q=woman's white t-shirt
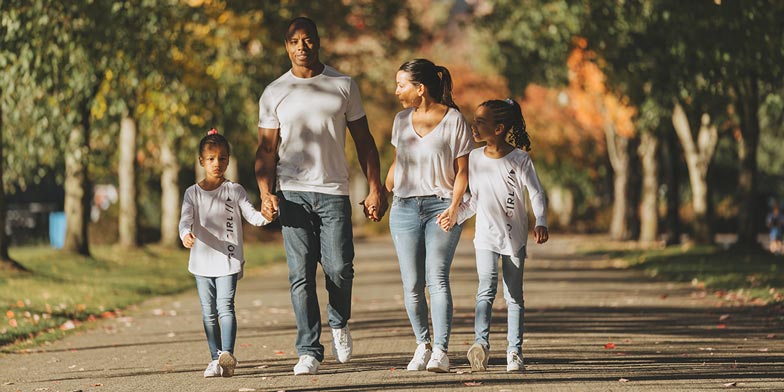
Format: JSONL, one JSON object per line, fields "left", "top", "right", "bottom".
{"left": 458, "top": 147, "right": 547, "bottom": 256}
{"left": 178, "top": 181, "right": 269, "bottom": 278}
{"left": 391, "top": 107, "right": 474, "bottom": 199}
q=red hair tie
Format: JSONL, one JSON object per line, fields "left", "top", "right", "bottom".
{"left": 208, "top": 128, "right": 218, "bottom": 135}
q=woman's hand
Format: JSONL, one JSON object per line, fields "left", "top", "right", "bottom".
{"left": 436, "top": 206, "right": 458, "bottom": 232}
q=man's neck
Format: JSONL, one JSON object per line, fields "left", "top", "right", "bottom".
{"left": 291, "top": 62, "right": 325, "bottom": 78}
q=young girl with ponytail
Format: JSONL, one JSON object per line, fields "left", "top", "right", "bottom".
{"left": 438, "top": 99, "right": 549, "bottom": 372}
{"left": 385, "top": 59, "right": 474, "bottom": 373}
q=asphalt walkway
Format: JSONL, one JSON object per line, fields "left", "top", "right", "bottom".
{"left": 1, "top": 234, "right": 782, "bottom": 391}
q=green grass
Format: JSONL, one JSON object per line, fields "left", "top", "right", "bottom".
{"left": 583, "top": 243, "right": 783, "bottom": 303}
{"left": 0, "top": 242, "right": 285, "bottom": 350}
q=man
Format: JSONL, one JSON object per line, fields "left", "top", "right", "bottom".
{"left": 255, "top": 17, "right": 387, "bottom": 375}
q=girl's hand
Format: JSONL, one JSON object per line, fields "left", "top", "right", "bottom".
{"left": 436, "top": 206, "right": 458, "bottom": 232}
{"left": 533, "top": 226, "right": 549, "bottom": 244}
{"left": 182, "top": 232, "right": 196, "bottom": 248}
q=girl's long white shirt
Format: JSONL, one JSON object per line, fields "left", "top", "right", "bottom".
{"left": 458, "top": 147, "right": 547, "bottom": 256}
{"left": 178, "top": 181, "right": 269, "bottom": 278}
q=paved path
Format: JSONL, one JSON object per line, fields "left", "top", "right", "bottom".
{"left": 1, "top": 235, "right": 782, "bottom": 391}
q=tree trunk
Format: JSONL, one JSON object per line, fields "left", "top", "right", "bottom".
{"left": 672, "top": 102, "right": 717, "bottom": 245}
{"left": 734, "top": 78, "right": 762, "bottom": 250}
{"left": 159, "top": 133, "right": 181, "bottom": 247}
{"left": 118, "top": 111, "right": 138, "bottom": 248}
{"left": 638, "top": 131, "right": 659, "bottom": 243}
{"left": 605, "top": 121, "right": 629, "bottom": 241}
{"left": 626, "top": 137, "right": 641, "bottom": 240}
{"left": 0, "top": 86, "right": 27, "bottom": 271}
{"left": 662, "top": 127, "right": 681, "bottom": 245}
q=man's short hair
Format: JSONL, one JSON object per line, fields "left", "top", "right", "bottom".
{"left": 285, "top": 17, "right": 319, "bottom": 43}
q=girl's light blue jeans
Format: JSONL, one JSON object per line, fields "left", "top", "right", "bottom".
{"left": 474, "top": 247, "right": 526, "bottom": 354}
{"left": 389, "top": 195, "right": 462, "bottom": 352}
{"left": 194, "top": 273, "right": 238, "bottom": 360}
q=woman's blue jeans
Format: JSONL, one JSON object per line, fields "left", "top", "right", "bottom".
{"left": 473, "top": 247, "right": 526, "bottom": 354}
{"left": 278, "top": 191, "right": 354, "bottom": 362}
{"left": 194, "top": 273, "right": 238, "bottom": 360}
{"left": 389, "top": 195, "right": 462, "bottom": 352}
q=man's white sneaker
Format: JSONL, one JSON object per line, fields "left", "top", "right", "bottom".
{"left": 506, "top": 351, "right": 524, "bottom": 372}
{"left": 203, "top": 359, "right": 221, "bottom": 378}
{"left": 331, "top": 325, "right": 353, "bottom": 363}
{"left": 426, "top": 348, "right": 450, "bottom": 373}
{"left": 293, "top": 354, "right": 320, "bottom": 375}
{"left": 406, "top": 343, "right": 432, "bottom": 371}
{"left": 467, "top": 343, "right": 488, "bottom": 372}
{"left": 218, "top": 350, "right": 237, "bottom": 377}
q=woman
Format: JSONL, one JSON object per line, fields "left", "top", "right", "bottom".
{"left": 386, "top": 58, "right": 473, "bottom": 373}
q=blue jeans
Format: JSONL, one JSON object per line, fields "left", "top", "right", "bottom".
{"left": 194, "top": 273, "right": 239, "bottom": 360}
{"left": 389, "top": 195, "right": 462, "bottom": 352}
{"left": 278, "top": 191, "right": 354, "bottom": 362}
{"left": 474, "top": 247, "right": 526, "bottom": 354}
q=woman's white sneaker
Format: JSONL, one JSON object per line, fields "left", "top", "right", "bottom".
{"left": 426, "top": 348, "right": 450, "bottom": 373}
{"left": 406, "top": 343, "right": 432, "bottom": 371}
{"left": 506, "top": 351, "right": 524, "bottom": 372}
{"left": 467, "top": 343, "right": 488, "bottom": 372}
{"left": 293, "top": 354, "right": 320, "bottom": 375}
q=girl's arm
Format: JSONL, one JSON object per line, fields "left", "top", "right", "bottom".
{"left": 178, "top": 189, "right": 196, "bottom": 247}
{"left": 238, "top": 186, "right": 270, "bottom": 227}
{"left": 521, "top": 156, "right": 548, "bottom": 243}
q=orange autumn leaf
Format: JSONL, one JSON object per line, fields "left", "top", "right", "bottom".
{"left": 604, "top": 342, "right": 616, "bottom": 349}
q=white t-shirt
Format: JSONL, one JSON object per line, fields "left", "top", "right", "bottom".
{"left": 258, "top": 65, "right": 366, "bottom": 195}
{"left": 178, "top": 181, "right": 269, "bottom": 278}
{"left": 391, "top": 107, "right": 474, "bottom": 199}
{"left": 458, "top": 147, "right": 547, "bottom": 256}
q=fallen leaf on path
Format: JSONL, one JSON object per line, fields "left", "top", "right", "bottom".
{"left": 716, "top": 324, "right": 727, "bottom": 329}
{"left": 766, "top": 334, "right": 776, "bottom": 339}
{"left": 456, "top": 370, "right": 467, "bottom": 374}
{"left": 604, "top": 343, "right": 616, "bottom": 349}
{"left": 618, "top": 378, "right": 629, "bottom": 382}
{"left": 719, "top": 314, "right": 730, "bottom": 321}
{"left": 255, "top": 365, "right": 268, "bottom": 369}
{"left": 463, "top": 381, "right": 482, "bottom": 386}
{"left": 389, "top": 367, "right": 396, "bottom": 371}
{"left": 91, "top": 384, "right": 103, "bottom": 387}
{"left": 758, "top": 348, "right": 769, "bottom": 352}
{"left": 274, "top": 350, "right": 285, "bottom": 355}
{"left": 723, "top": 382, "right": 736, "bottom": 387}
{"left": 659, "top": 294, "right": 668, "bottom": 299}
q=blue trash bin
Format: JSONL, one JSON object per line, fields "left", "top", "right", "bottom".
{"left": 49, "top": 212, "right": 66, "bottom": 249}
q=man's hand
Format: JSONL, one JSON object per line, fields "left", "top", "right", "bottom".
{"left": 261, "top": 193, "right": 280, "bottom": 221}
{"left": 533, "top": 226, "right": 549, "bottom": 244}
{"left": 360, "top": 188, "right": 388, "bottom": 222}
{"left": 182, "top": 232, "right": 196, "bottom": 248}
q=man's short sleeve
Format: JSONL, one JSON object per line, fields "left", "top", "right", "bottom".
{"left": 258, "top": 88, "right": 280, "bottom": 129}
{"left": 345, "top": 78, "right": 366, "bottom": 122}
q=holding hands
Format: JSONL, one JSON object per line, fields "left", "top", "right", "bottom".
{"left": 360, "top": 188, "right": 389, "bottom": 222}
{"left": 261, "top": 193, "right": 280, "bottom": 221}
{"left": 436, "top": 206, "right": 458, "bottom": 232}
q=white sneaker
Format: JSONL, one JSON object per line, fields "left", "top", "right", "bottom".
{"left": 293, "top": 354, "right": 320, "bottom": 375}
{"left": 331, "top": 325, "right": 353, "bottom": 363}
{"left": 426, "top": 348, "right": 450, "bottom": 373}
{"left": 406, "top": 343, "right": 432, "bottom": 371}
{"left": 203, "top": 359, "right": 221, "bottom": 378}
{"left": 467, "top": 343, "right": 488, "bottom": 372}
{"left": 506, "top": 351, "right": 524, "bottom": 372}
{"left": 218, "top": 350, "right": 237, "bottom": 377}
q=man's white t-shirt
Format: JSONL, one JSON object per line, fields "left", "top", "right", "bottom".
{"left": 258, "top": 65, "right": 366, "bottom": 195}
{"left": 178, "top": 181, "right": 269, "bottom": 278}
{"left": 458, "top": 147, "right": 547, "bottom": 256}
{"left": 391, "top": 107, "right": 474, "bottom": 199}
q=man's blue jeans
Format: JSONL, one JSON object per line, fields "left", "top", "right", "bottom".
{"left": 194, "top": 273, "right": 239, "bottom": 360}
{"left": 389, "top": 195, "right": 462, "bottom": 352}
{"left": 473, "top": 247, "right": 526, "bottom": 355}
{"left": 279, "top": 191, "right": 354, "bottom": 362}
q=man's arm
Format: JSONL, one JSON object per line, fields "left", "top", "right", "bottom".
{"left": 255, "top": 126, "right": 280, "bottom": 221}
{"left": 347, "top": 115, "right": 387, "bottom": 221}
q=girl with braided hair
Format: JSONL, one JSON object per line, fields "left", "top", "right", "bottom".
{"left": 438, "top": 99, "right": 548, "bottom": 372}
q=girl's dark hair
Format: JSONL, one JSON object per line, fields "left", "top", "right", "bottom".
{"left": 399, "top": 59, "right": 459, "bottom": 111}
{"left": 479, "top": 99, "right": 531, "bottom": 151}
{"left": 199, "top": 129, "right": 230, "bottom": 156}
